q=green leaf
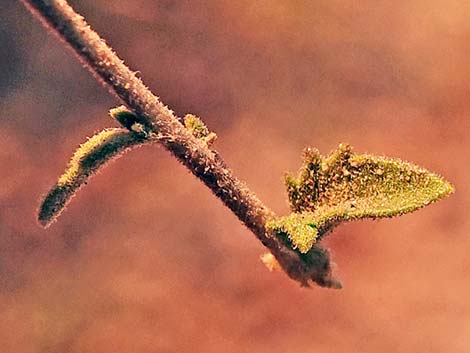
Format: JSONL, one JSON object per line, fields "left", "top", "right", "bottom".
{"left": 38, "top": 128, "right": 148, "bottom": 227}
{"left": 268, "top": 144, "right": 454, "bottom": 253}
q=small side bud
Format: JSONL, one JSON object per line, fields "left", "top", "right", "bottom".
{"left": 184, "top": 114, "right": 217, "bottom": 146}
{"left": 110, "top": 105, "right": 151, "bottom": 134}
{"left": 109, "top": 106, "right": 138, "bottom": 130}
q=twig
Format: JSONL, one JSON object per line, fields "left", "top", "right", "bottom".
{"left": 20, "top": 0, "right": 339, "bottom": 288}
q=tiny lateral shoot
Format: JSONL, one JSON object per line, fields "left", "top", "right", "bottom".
{"left": 24, "top": 0, "right": 454, "bottom": 288}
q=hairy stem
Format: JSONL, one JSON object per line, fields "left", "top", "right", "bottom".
{"left": 21, "top": 0, "right": 338, "bottom": 287}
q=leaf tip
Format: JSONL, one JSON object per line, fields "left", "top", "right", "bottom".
{"left": 38, "top": 184, "right": 71, "bottom": 228}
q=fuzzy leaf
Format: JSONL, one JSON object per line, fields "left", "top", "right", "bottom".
{"left": 269, "top": 144, "right": 454, "bottom": 253}
{"left": 38, "top": 128, "right": 148, "bottom": 227}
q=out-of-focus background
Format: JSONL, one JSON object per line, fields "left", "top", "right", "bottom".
{"left": 1, "top": 1, "right": 468, "bottom": 352}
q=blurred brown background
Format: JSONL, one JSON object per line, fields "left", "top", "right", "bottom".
{"left": 1, "top": 0, "right": 468, "bottom": 352}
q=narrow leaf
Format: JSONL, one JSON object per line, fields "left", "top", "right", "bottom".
{"left": 38, "top": 128, "right": 147, "bottom": 227}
